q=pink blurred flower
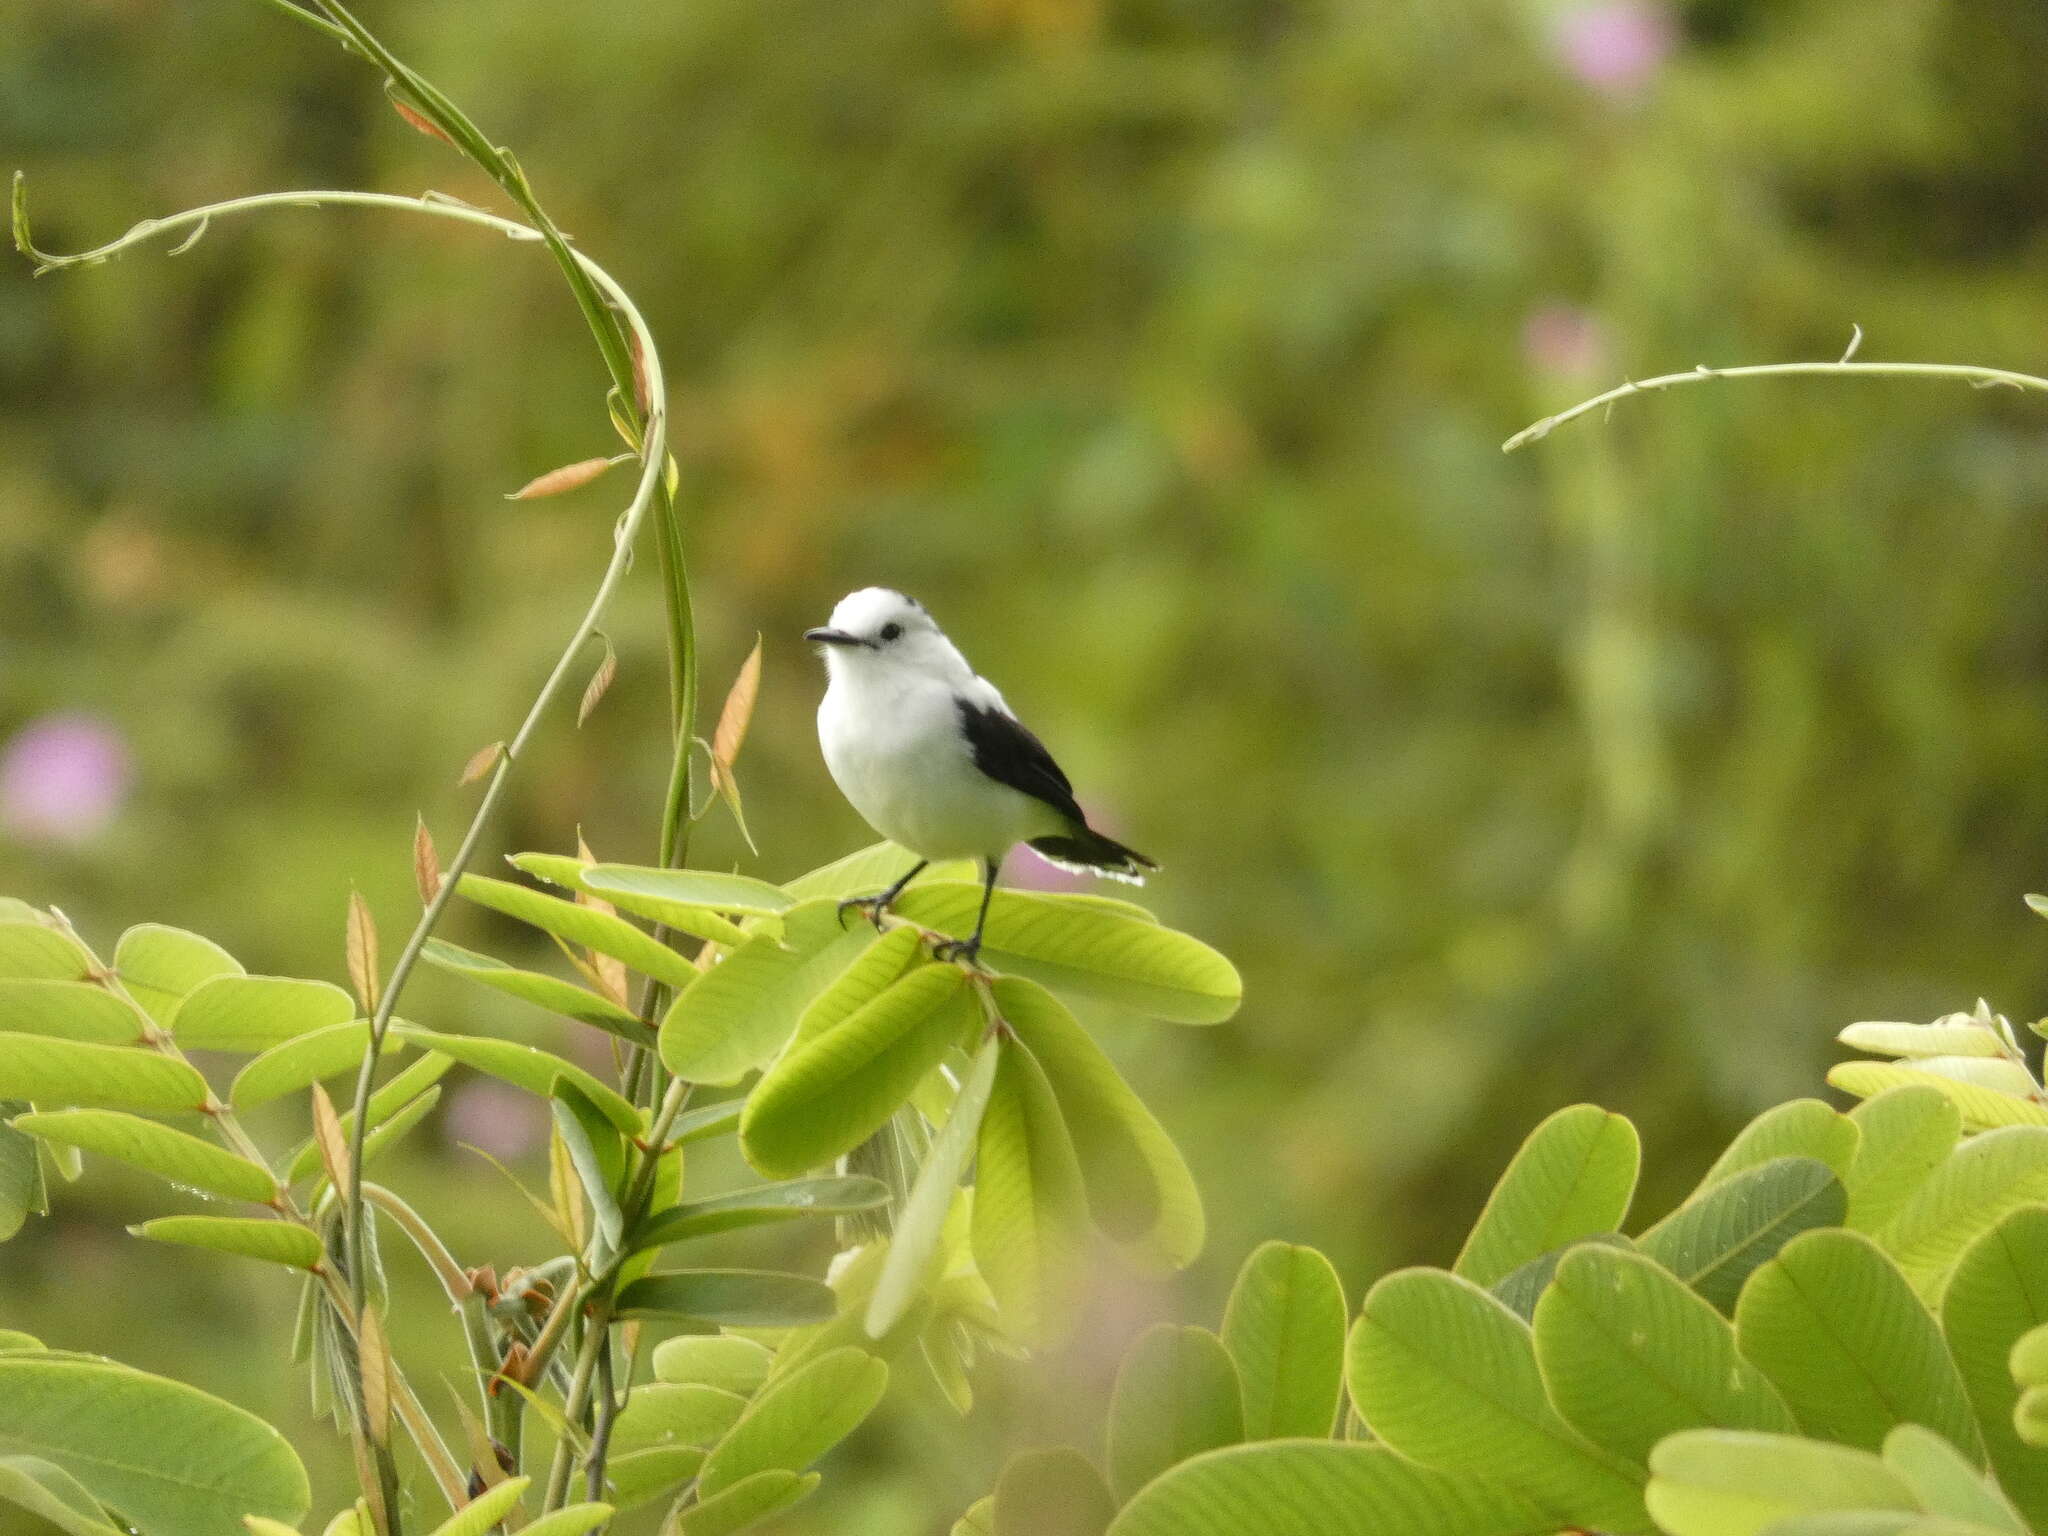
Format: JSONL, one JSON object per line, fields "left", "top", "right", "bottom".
{"left": 1522, "top": 303, "right": 1611, "bottom": 382}
{"left": 1550, "top": 0, "right": 1677, "bottom": 99}
{"left": 443, "top": 1077, "right": 548, "bottom": 1164}
{"left": 0, "top": 714, "right": 132, "bottom": 845}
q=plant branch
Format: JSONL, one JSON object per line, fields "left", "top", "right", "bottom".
{"left": 14, "top": 178, "right": 668, "bottom": 1513}
{"left": 1503, "top": 358, "right": 2048, "bottom": 453}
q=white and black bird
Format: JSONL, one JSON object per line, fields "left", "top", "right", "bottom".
{"left": 806, "top": 587, "right": 1156, "bottom": 964}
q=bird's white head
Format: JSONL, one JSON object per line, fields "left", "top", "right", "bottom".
{"left": 805, "top": 588, "right": 971, "bottom": 685}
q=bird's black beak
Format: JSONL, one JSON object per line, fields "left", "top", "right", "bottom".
{"left": 805, "top": 627, "right": 867, "bottom": 648}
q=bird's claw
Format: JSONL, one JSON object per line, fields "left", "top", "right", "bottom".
{"left": 931, "top": 935, "right": 985, "bottom": 969}
{"left": 836, "top": 894, "right": 889, "bottom": 932}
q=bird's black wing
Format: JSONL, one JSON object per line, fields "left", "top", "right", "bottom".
{"left": 956, "top": 698, "right": 1086, "bottom": 825}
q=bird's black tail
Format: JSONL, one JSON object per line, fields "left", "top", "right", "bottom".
{"left": 1027, "top": 828, "right": 1158, "bottom": 885}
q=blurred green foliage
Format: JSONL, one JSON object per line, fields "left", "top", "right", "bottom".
{"left": 6, "top": 0, "right": 2048, "bottom": 1529}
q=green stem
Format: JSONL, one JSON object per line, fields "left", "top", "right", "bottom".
{"left": 14, "top": 176, "right": 669, "bottom": 1518}
{"left": 360, "top": 1183, "right": 474, "bottom": 1304}
{"left": 542, "top": 1303, "right": 612, "bottom": 1510}
{"left": 585, "top": 1334, "right": 621, "bottom": 1503}
{"left": 1503, "top": 357, "right": 2048, "bottom": 452}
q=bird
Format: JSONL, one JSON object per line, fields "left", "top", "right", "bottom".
{"left": 806, "top": 586, "right": 1156, "bottom": 965}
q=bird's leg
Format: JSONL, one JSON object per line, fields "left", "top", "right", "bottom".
{"left": 836, "top": 859, "right": 930, "bottom": 930}
{"left": 933, "top": 857, "right": 1000, "bottom": 968}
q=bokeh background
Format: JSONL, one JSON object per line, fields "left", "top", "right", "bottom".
{"left": 8, "top": 0, "right": 2048, "bottom": 1528}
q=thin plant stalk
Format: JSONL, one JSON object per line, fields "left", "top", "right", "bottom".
{"left": 1504, "top": 356, "right": 2048, "bottom": 452}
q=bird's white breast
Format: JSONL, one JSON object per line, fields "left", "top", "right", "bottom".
{"left": 818, "top": 666, "right": 1062, "bottom": 862}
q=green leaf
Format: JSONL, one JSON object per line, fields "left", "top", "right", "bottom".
{"left": 1453, "top": 1104, "right": 1640, "bottom": 1287}
{"left": 230, "top": 1022, "right": 403, "bottom": 1108}
{"left": 696, "top": 1346, "right": 887, "bottom": 1498}
{"left": 661, "top": 903, "right": 877, "bottom": 1084}
{"left": 0, "top": 1454, "right": 122, "bottom": 1536}
{"left": 0, "top": 924, "right": 93, "bottom": 983}
{"left": 1532, "top": 1245, "right": 1795, "bottom": 1467}
{"left": 1880, "top": 1425, "right": 2025, "bottom": 1532}
{"left": 1645, "top": 1431, "right": 1916, "bottom": 1536}
{"left": 633, "top": 1176, "right": 889, "bottom": 1254}
{"left": 652, "top": 1336, "right": 775, "bottom": 1396}
{"left": 0, "top": 982, "right": 142, "bottom": 1044}
{"left": 0, "top": 1354, "right": 309, "bottom": 1530}
{"left": 674, "top": 1098, "right": 744, "bottom": 1144}
{"left": 975, "top": 1033, "right": 1088, "bottom": 1345}
{"left": 423, "top": 1476, "right": 529, "bottom": 1536}
{"left": 171, "top": 975, "right": 356, "bottom": 1052}
{"left": 581, "top": 865, "right": 793, "bottom": 916}
{"left": 1220, "top": 1241, "right": 1347, "bottom": 1440}
{"left": 518, "top": 1506, "right": 616, "bottom": 1536}
{"left": 676, "top": 1469, "right": 819, "bottom": 1536}
{"left": 395, "top": 1027, "right": 639, "bottom": 1131}
{"left": 739, "top": 964, "right": 973, "bottom": 1177}
{"left": 0, "top": 1034, "right": 209, "bottom": 1112}
{"left": 953, "top": 1496, "right": 996, "bottom": 1536}
{"left": 420, "top": 939, "right": 648, "bottom": 1040}
{"left": 0, "top": 1332, "right": 43, "bottom": 1353}
{"left": 612, "top": 1383, "right": 749, "bottom": 1454}
{"left": 784, "top": 842, "right": 976, "bottom": 904}
{"left": 789, "top": 927, "right": 927, "bottom": 1050}
{"left": 10, "top": 1109, "right": 277, "bottom": 1203}
{"left": 283, "top": 1052, "right": 453, "bottom": 1184}
{"left": 1104, "top": 1441, "right": 1558, "bottom": 1536}
{"left": 1829, "top": 1063, "right": 2048, "bottom": 1132}
{"left": 607, "top": 1447, "right": 706, "bottom": 1510}
{"left": 0, "top": 1101, "right": 42, "bottom": 1241}
{"left": 995, "top": 1447, "right": 1114, "bottom": 1536}
{"left": 1735, "top": 1229, "right": 1982, "bottom": 1460}
{"left": 456, "top": 873, "right": 699, "bottom": 990}
{"left": 1108, "top": 1325, "right": 1245, "bottom": 1503}
{"left": 1490, "top": 1233, "right": 1638, "bottom": 1319}
{"left": 868, "top": 1036, "right": 1001, "bottom": 1338}
{"left": 1696, "top": 1100, "right": 1860, "bottom": 1192}
{"left": 510, "top": 852, "right": 747, "bottom": 947}
{"left": 994, "top": 976, "right": 1204, "bottom": 1269}
{"left": 1761, "top": 1517, "right": 2017, "bottom": 1536}
{"left": 131, "top": 1215, "right": 325, "bottom": 1270}
{"left": 1940, "top": 1205, "right": 2048, "bottom": 1529}
{"left": 1636, "top": 1156, "right": 1846, "bottom": 1313}
{"left": 615, "top": 1269, "right": 838, "bottom": 1328}
{"left": 1845, "top": 1088, "right": 1962, "bottom": 1234}
{"left": 114, "top": 924, "right": 242, "bottom": 1024}
{"left": 2013, "top": 1321, "right": 2048, "bottom": 1387}
{"left": 1346, "top": 1267, "right": 1648, "bottom": 1532}
{"left": 553, "top": 1079, "right": 627, "bottom": 1248}
{"left": 1878, "top": 1127, "right": 2048, "bottom": 1301}
{"left": 893, "top": 884, "right": 1240, "bottom": 1023}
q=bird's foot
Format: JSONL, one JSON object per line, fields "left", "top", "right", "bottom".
{"left": 931, "top": 934, "right": 985, "bottom": 969}
{"left": 836, "top": 893, "right": 892, "bottom": 931}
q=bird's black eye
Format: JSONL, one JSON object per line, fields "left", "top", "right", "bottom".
{"left": 878, "top": 622, "right": 903, "bottom": 642}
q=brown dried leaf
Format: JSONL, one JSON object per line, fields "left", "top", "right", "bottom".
{"left": 577, "top": 638, "right": 619, "bottom": 727}
{"left": 309, "top": 1081, "right": 353, "bottom": 1194}
{"left": 460, "top": 740, "right": 505, "bottom": 787}
{"left": 505, "top": 457, "right": 619, "bottom": 501}
{"left": 413, "top": 816, "right": 442, "bottom": 906}
{"left": 445, "top": 1389, "right": 506, "bottom": 1495}
{"left": 710, "top": 635, "right": 764, "bottom": 795}
{"left": 549, "top": 1122, "right": 586, "bottom": 1253}
{"left": 573, "top": 833, "right": 630, "bottom": 1008}
{"left": 359, "top": 1302, "right": 392, "bottom": 1448}
{"left": 390, "top": 96, "right": 454, "bottom": 146}
{"left": 628, "top": 327, "right": 653, "bottom": 419}
{"left": 345, "top": 891, "right": 380, "bottom": 1013}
